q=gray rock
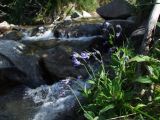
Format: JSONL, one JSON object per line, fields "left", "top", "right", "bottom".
{"left": 0, "top": 79, "right": 88, "bottom": 120}
{"left": 0, "top": 40, "right": 45, "bottom": 88}
{"left": 96, "top": 0, "right": 134, "bottom": 20}
{"left": 102, "top": 19, "right": 136, "bottom": 43}
{"left": 0, "top": 30, "right": 23, "bottom": 40}
{"left": 31, "top": 26, "right": 47, "bottom": 37}
{"left": 129, "top": 21, "right": 147, "bottom": 53}
{"left": 39, "top": 45, "right": 88, "bottom": 81}
{"left": 104, "top": 19, "right": 136, "bottom": 36}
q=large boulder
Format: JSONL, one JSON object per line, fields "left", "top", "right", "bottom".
{"left": 103, "top": 19, "right": 136, "bottom": 36}
{"left": 129, "top": 22, "right": 146, "bottom": 53}
{"left": 39, "top": 45, "right": 88, "bottom": 81}
{"left": 0, "top": 40, "right": 45, "bottom": 88}
{"left": 0, "top": 79, "right": 88, "bottom": 120}
{"left": 96, "top": 0, "right": 134, "bottom": 20}
{"left": 102, "top": 20, "right": 136, "bottom": 47}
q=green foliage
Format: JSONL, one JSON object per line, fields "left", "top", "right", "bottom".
{"left": 4, "top": 0, "right": 111, "bottom": 24}
{"left": 75, "top": 0, "right": 99, "bottom": 12}
{"left": 76, "top": 47, "right": 160, "bottom": 119}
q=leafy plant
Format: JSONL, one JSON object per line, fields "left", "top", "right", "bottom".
{"left": 73, "top": 47, "right": 160, "bottom": 119}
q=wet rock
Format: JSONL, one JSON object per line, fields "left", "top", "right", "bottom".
{"left": 102, "top": 20, "right": 136, "bottom": 47}
{"left": 0, "top": 30, "right": 23, "bottom": 40}
{"left": 0, "top": 40, "right": 45, "bottom": 88}
{"left": 39, "top": 46, "right": 87, "bottom": 81}
{"left": 0, "top": 79, "right": 88, "bottom": 120}
{"left": 104, "top": 19, "right": 136, "bottom": 36}
{"left": 96, "top": 0, "right": 134, "bottom": 20}
{"left": 54, "top": 23, "right": 103, "bottom": 38}
{"left": 130, "top": 22, "right": 146, "bottom": 53}
{"left": 0, "top": 21, "right": 11, "bottom": 34}
{"left": 31, "top": 26, "right": 47, "bottom": 37}
{"left": 0, "top": 85, "right": 37, "bottom": 120}
{"left": 127, "top": 16, "right": 139, "bottom": 24}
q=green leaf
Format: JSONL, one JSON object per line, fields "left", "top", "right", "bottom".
{"left": 84, "top": 111, "right": 95, "bottom": 120}
{"left": 135, "top": 77, "right": 152, "bottom": 84}
{"left": 154, "top": 96, "right": 160, "bottom": 101}
{"left": 99, "top": 104, "right": 115, "bottom": 114}
{"left": 87, "top": 80, "right": 95, "bottom": 84}
{"left": 135, "top": 104, "right": 146, "bottom": 110}
{"left": 147, "top": 66, "right": 158, "bottom": 80}
{"left": 128, "top": 55, "right": 160, "bottom": 63}
{"left": 93, "top": 116, "right": 99, "bottom": 120}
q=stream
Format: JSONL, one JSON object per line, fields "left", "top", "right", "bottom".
{"left": 0, "top": 18, "right": 104, "bottom": 120}
{"left": 0, "top": 14, "right": 137, "bottom": 119}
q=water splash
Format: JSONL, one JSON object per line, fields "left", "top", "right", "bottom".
{"left": 24, "top": 78, "right": 87, "bottom": 120}
{"left": 22, "top": 30, "right": 54, "bottom": 41}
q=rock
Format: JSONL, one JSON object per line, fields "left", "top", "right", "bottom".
{"left": 102, "top": 20, "right": 136, "bottom": 38}
{"left": 0, "top": 79, "right": 88, "bottom": 120}
{"left": 30, "top": 26, "right": 47, "bottom": 37}
{"left": 96, "top": 0, "right": 134, "bottom": 20}
{"left": 71, "top": 11, "right": 82, "bottom": 19}
{"left": 102, "top": 19, "right": 136, "bottom": 47}
{"left": 54, "top": 23, "right": 103, "bottom": 38}
{"left": 39, "top": 45, "right": 87, "bottom": 81}
{"left": 127, "top": 16, "right": 139, "bottom": 23}
{"left": 0, "top": 21, "right": 11, "bottom": 34}
{"left": 129, "top": 22, "right": 146, "bottom": 53}
{"left": 82, "top": 10, "right": 92, "bottom": 18}
{"left": 0, "top": 40, "right": 45, "bottom": 88}
{"left": 0, "top": 30, "right": 23, "bottom": 40}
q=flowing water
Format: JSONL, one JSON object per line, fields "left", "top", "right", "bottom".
{"left": 0, "top": 18, "right": 102, "bottom": 120}
{"left": 0, "top": 79, "right": 88, "bottom": 120}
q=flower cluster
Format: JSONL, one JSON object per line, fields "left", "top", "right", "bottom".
{"left": 115, "top": 24, "right": 122, "bottom": 38}
{"left": 71, "top": 50, "right": 102, "bottom": 67}
{"left": 102, "top": 21, "right": 122, "bottom": 38}
{"left": 72, "top": 51, "right": 91, "bottom": 67}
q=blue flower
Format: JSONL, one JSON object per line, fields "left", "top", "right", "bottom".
{"left": 102, "top": 21, "right": 111, "bottom": 32}
{"left": 77, "top": 75, "right": 82, "bottom": 80}
{"left": 72, "top": 57, "right": 81, "bottom": 66}
{"left": 115, "top": 24, "right": 122, "bottom": 38}
{"left": 81, "top": 51, "right": 90, "bottom": 59}
{"left": 72, "top": 52, "right": 80, "bottom": 58}
{"left": 103, "top": 21, "right": 111, "bottom": 28}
